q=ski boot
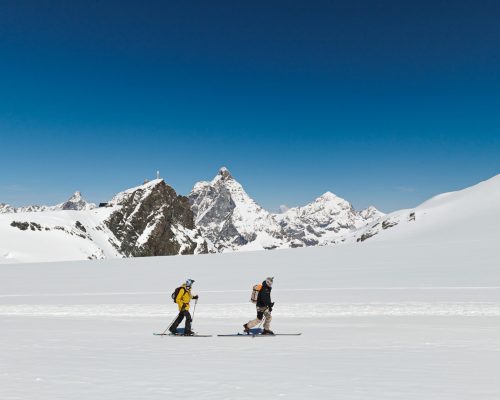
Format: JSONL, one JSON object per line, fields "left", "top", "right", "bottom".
{"left": 261, "top": 329, "right": 274, "bottom": 335}
{"left": 169, "top": 327, "right": 178, "bottom": 335}
{"left": 243, "top": 323, "right": 250, "bottom": 334}
{"left": 183, "top": 330, "right": 195, "bottom": 336}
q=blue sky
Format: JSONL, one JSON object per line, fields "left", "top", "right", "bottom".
{"left": 0, "top": 0, "right": 499, "bottom": 212}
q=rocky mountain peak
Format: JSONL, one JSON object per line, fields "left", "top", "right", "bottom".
{"left": 359, "top": 205, "right": 384, "bottom": 220}
{"left": 215, "top": 166, "right": 233, "bottom": 182}
{"left": 189, "top": 169, "right": 286, "bottom": 251}
{"left": 59, "top": 191, "right": 96, "bottom": 211}
{"left": 69, "top": 191, "right": 82, "bottom": 200}
{"left": 106, "top": 179, "right": 207, "bottom": 257}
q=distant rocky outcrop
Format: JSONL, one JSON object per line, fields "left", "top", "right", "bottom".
{"left": 57, "top": 192, "right": 96, "bottom": 211}
{"left": 0, "top": 191, "right": 96, "bottom": 213}
{"left": 106, "top": 179, "right": 207, "bottom": 257}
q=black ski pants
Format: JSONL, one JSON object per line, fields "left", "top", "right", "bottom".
{"left": 171, "top": 310, "right": 192, "bottom": 332}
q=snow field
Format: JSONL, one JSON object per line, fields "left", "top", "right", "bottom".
{"left": 1, "top": 234, "right": 500, "bottom": 399}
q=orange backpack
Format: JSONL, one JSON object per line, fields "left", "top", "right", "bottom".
{"left": 250, "top": 283, "right": 262, "bottom": 303}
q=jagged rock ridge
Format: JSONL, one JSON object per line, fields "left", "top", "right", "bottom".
{"left": 189, "top": 167, "right": 384, "bottom": 251}
{"left": 106, "top": 179, "right": 207, "bottom": 257}
{"left": 189, "top": 167, "right": 287, "bottom": 251}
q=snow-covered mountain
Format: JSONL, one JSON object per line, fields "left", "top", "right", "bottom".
{"left": 276, "top": 191, "right": 383, "bottom": 247}
{"left": 347, "top": 174, "right": 500, "bottom": 245}
{"left": 0, "top": 180, "right": 207, "bottom": 263}
{"left": 1, "top": 169, "right": 498, "bottom": 264}
{"left": 189, "top": 167, "right": 287, "bottom": 251}
{"left": 56, "top": 191, "right": 96, "bottom": 211}
{"left": 189, "top": 167, "right": 382, "bottom": 251}
{"left": 0, "top": 191, "right": 96, "bottom": 213}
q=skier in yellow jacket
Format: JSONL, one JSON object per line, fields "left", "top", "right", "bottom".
{"left": 169, "top": 279, "right": 198, "bottom": 335}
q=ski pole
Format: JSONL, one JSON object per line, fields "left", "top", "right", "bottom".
{"left": 257, "top": 313, "right": 267, "bottom": 330}
{"left": 161, "top": 313, "right": 179, "bottom": 335}
{"left": 192, "top": 298, "right": 198, "bottom": 322}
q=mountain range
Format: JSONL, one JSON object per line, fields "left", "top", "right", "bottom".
{"left": 0, "top": 168, "right": 498, "bottom": 263}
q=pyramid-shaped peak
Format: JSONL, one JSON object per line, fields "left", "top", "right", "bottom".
{"left": 318, "top": 191, "right": 339, "bottom": 201}
{"left": 69, "top": 191, "right": 83, "bottom": 200}
{"left": 217, "top": 166, "right": 233, "bottom": 180}
{"left": 59, "top": 191, "right": 96, "bottom": 210}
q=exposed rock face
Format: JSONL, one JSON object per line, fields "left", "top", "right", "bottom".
{"left": 106, "top": 179, "right": 207, "bottom": 257}
{"left": 189, "top": 167, "right": 287, "bottom": 251}
{"left": 189, "top": 168, "right": 383, "bottom": 251}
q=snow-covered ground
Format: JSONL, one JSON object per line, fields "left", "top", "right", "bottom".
{"left": 1, "top": 232, "right": 500, "bottom": 400}
{"left": 1, "top": 174, "right": 499, "bottom": 399}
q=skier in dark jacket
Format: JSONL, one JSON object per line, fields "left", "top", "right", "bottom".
{"left": 243, "top": 277, "right": 274, "bottom": 335}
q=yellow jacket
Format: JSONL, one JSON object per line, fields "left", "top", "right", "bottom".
{"left": 175, "top": 284, "right": 193, "bottom": 311}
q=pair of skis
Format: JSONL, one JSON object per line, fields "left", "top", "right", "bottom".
{"left": 153, "top": 328, "right": 301, "bottom": 338}
{"left": 217, "top": 333, "right": 301, "bottom": 337}
{"left": 153, "top": 332, "right": 212, "bottom": 337}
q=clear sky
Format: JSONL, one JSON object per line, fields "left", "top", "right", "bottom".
{"left": 0, "top": 0, "right": 499, "bottom": 213}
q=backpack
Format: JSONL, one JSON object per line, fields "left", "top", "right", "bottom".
{"left": 250, "top": 284, "right": 262, "bottom": 303}
{"left": 171, "top": 286, "right": 185, "bottom": 303}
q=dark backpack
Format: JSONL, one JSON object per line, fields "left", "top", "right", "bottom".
{"left": 171, "top": 287, "right": 185, "bottom": 303}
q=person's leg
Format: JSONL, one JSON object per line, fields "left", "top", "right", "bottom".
{"left": 263, "top": 310, "right": 272, "bottom": 331}
{"left": 169, "top": 311, "right": 185, "bottom": 333}
{"left": 184, "top": 311, "right": 193, "bottom": 334}
{"left": 245, "top": 308, "right": 264, "bottom": 330}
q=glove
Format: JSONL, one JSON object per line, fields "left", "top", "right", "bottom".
{"left": 192, "top": 295, "right": 199, "bottom": 300}
{"left": 268, "top": 302, "right": 274, "bottom": 312}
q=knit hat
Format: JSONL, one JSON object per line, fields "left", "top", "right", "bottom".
{"left": 265, "top": 277, "right": 274, "bottom": 287}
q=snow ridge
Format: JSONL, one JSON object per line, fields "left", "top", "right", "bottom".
{"left": 0, "top": 192, "right": 96, "bottom": 213}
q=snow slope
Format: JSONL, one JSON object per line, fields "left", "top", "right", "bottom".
{"left": 0, "top": 207, "right": 121, "bottom": 263}
{"left": 0, "top": 179, "right": 206, "bottom": 263}
{"left": 349, "top": 174, "right": 500, "bottom": 246}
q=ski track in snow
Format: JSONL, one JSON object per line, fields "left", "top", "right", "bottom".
{"left": 2, "top": 286, "right": 500, "bottom": 297}
{"left": 2, "top": 302, "right": 500, "bottom": 319}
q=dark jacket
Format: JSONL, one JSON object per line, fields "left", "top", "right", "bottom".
{"left": 256, "top": 280, "right": 272, "bottom": 308}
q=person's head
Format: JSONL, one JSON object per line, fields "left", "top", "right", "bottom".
{"left": 185, "top": 278, "right": 195, "bottom": 289}
{"left": 265, "top": 277, "right": 274, "bottom": 287}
